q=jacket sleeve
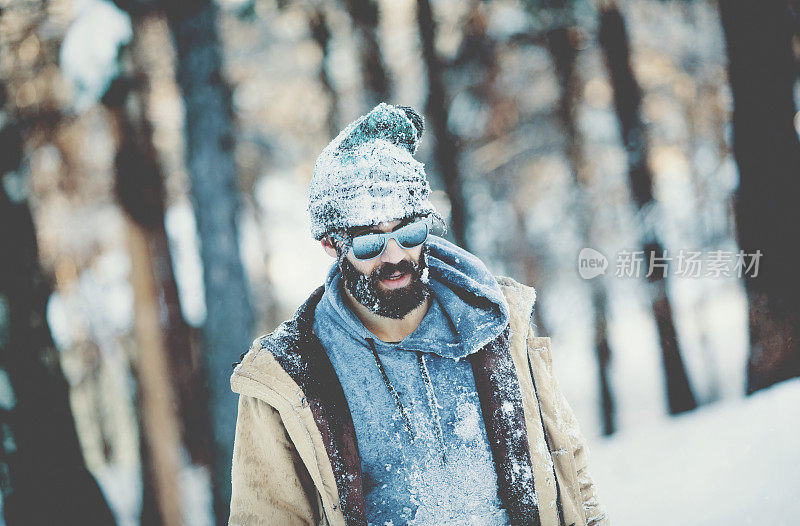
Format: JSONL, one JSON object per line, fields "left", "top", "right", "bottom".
{"left": 229, "top": 394, "right": 321, "bottom": 526}
{"left": 531, "top": 335, "right": 610, "bottom": 526}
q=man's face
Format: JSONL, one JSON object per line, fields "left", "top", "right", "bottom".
{"left": 326, "top": 219, "right": 430, "bottom": 319}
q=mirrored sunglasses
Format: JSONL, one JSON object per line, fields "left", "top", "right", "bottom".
{"left": 350, "top": 220, "right": 429, "bottom": 261}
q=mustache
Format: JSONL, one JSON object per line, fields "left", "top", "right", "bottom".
{"left": 373, "top": 259, "right": 419, "bottom": 281}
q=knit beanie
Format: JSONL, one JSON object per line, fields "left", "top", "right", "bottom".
{"left": 308, "top": 103, "right": 444, "bottom": 240}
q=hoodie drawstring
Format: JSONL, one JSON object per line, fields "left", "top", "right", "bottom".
{"left": 416, "top": 351, "right": 446, "bottom": 462}
{"left": 367, "top": 338, "right": 415, "bottom": 442}
{"left": 367, "top": 338, "right": 447, "bottom": 462}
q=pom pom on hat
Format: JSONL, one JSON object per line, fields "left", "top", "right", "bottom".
{"left": 337, "top": 105, "right": 423, "bottom": 155}
{"left": 308, "top": 103, "right": 444, "bottom": 240}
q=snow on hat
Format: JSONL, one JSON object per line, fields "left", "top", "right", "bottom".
{"left": 308, "top": 102, "right": 445, "bottom": 240}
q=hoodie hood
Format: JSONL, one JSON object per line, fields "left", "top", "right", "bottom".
{"left": 317, "top": 235, "right": 510, "bottom": 360}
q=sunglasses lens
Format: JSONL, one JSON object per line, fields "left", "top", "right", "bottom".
{"left": 397, "top": 221, "right": 428, "bottom": 248}
{"left": 350, "top": 221, "right": 428, "bottom": 260}
{"left": 351, "top": 233, "right": 386, "bottom": 260}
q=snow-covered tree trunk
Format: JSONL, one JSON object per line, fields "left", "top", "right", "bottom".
{"left": 598, "top": 0, "right": 697, "bottom": 415}
{"left": 0, "top": 124, "right": 116, "bottom": 525}
{"left": 416, "top": 0, "right": 469, "bottom": 250}
{"left": 163, "top": 1, "right": 254, "bottom": 521}
{"left": 546, "top": 15, "right": 617, "bottom": 434}
{"left": 719, "top": 0, "right": 800, "bottom": 394}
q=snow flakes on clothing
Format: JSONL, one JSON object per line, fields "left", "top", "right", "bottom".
{"left": 257, "top": 320, "right": 309, "bottom": 378}
{"left": 405, "top": 405, "right": 511, "bottom": 526}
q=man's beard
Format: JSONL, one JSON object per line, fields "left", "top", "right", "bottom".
{"left": 339, "top": 247, "right": 430, "bottom": 320}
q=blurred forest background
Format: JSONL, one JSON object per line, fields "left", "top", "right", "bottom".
{"left": 1, "top": 0, "right": 799, "bottom": 524}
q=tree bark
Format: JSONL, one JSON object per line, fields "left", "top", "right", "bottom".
{"left": 162, "top": 1, "right": 255, "bottom": 521}
{"left": 0, "top": 124, "right": 116, "bottom": 526}
{"left": 416, "top": 0, "right": 469, "bottom": 250}
{"left": 719, "top": 0, "right": 800, "bottom": 393}
{"left": 598, "top": 1, "right": 697, "bottom": 414}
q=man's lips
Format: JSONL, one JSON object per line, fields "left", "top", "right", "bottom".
{"left": 379, "top": 271, "right": 411, "bottom": 288}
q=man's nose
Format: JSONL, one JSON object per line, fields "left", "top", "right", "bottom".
{"left": 380, "top": 238, "right": 406, "bottom": 264}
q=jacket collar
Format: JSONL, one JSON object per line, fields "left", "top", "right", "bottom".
{"left": 258, "top": 283, "right": 540, "bottom": 526}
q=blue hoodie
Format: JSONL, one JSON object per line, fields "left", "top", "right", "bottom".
{"left": 313, "top": 235, "right": 513, "bottom": 526}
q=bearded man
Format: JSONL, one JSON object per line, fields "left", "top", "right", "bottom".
{"left": 228, "top": 103, "right": 608, "bottom": 526}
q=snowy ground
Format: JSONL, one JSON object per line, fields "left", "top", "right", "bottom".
{"left": 589, "top": 379, "right": 800, "bottom": 526}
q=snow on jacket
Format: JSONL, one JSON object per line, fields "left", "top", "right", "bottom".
{"left": 312, "top": 236, "right": 514, "bottom": 525}
{"left": 229, "top": 274, "right": 609, "bottom": 526}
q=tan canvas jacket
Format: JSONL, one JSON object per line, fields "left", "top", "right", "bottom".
{"left": 229, "top": 276, "right": 609, "bottom": 526}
